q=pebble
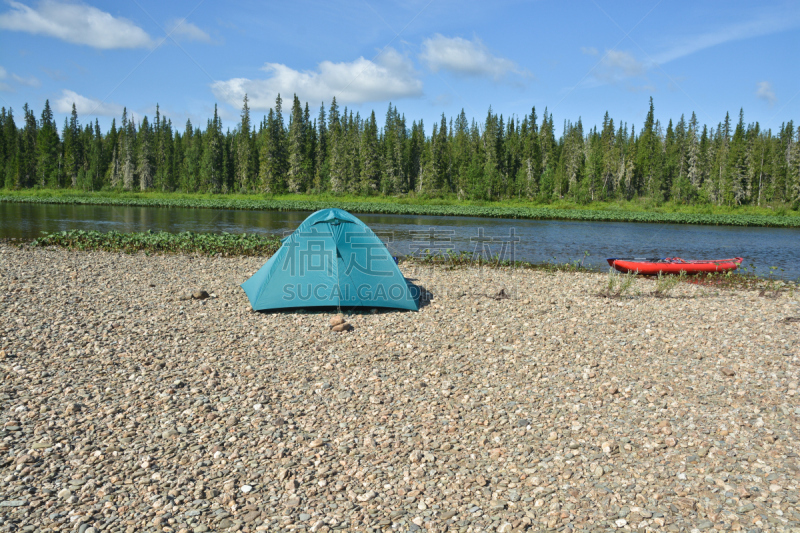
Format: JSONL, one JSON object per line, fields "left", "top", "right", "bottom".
{"left": 1, "top": 244, "right": 798, "bottom": 533}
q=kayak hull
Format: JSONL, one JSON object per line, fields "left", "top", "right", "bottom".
{"left": 607, "top": 257, "right": 743, "bottom": 275}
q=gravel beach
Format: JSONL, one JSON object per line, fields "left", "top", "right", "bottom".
{"left": 1, "top": 244, "right": 799, "bottom": 533}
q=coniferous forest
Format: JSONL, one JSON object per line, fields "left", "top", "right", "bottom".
{"left": 1, "top": 95, "right": 799, "bottom": 208}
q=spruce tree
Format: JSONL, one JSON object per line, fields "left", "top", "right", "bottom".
{"left": 359, "top": 110, "right": 380, "bottom": 193}
{"left": 235, "top": 94, "right": 253, "bottom": 192}
{"left": 20, "top": 104, "right": 38, "bottom": 188}
{"left": 314, "top": 102, "right": 328, "bottom": 191}
{"left": 36, "top": 100, "right": 60, "bottom": 188}
{"left": 287, "top": 94, "right": 307, "bottom": 192}
{"left": 137, "top": 115, "right": 154, "bottom": 190}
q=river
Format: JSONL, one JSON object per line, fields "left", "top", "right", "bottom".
{"left": 2, "top": 201, "right": 798, "bottom": 280}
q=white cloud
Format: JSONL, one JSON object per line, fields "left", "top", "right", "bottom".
{"left": 653, "top": 9, "right": 800, "bottom": 65}
{"left": 420, "top": 34, "right": 522, "bottom": 79}
{"left": 0, "top": 66, "right": 10, "bottom": 92}
{"left": 11, "top": 73, "right": 40, "bottom": 87}
{"left": 602, "top": 50, "right": 645, "bottom": 77}
{"left": 0, "top": 0, "right": 154, "bottom": 49}
{"left": 211, "top": 48, "right": 423, "bottom": 109}
{"left": 756, "top": 81, "right": 776, "bottom": 106}
{"left": 0, "top": 64, "right": 40, "bottom": 90}
{"left": 54, "top": 89, "right": 124, "bottom": 116}
{"left": 580, "top": 46, "right": 598, "bottom": 56}
{"left": 590, "top": 50, "right": 646, "bottom": 85}
{"left": 167, "top": 18, "right": 212, "bottom": 43}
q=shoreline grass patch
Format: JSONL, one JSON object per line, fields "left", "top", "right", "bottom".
{"left": 29, "top": 229, "right": 282, "bottom": 257}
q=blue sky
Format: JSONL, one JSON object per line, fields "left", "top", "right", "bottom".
{"left": 1, "top": 0, "right": 798, "bottom": 136}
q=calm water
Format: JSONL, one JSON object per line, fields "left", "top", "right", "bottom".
{"left": 2, "top": 202, "right": 799, "bottom": 280}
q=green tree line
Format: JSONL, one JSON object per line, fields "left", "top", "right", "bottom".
{"left": 1, "top": 95, "right": 798, "bottom": 207}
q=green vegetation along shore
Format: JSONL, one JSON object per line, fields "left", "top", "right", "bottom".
{"left": 3, "top": 189, "right": 799, "bottom": 227}
{"left": 28, "top": 229, "right": 282, "bottom": 257}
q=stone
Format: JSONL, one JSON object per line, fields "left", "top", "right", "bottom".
{"left": 356, "top": 491, "right": 376, "bottom": 502}
{"left": 0, "top": 500, "right": 27, "bottom": 507}
{"left": 285, "top": 497, "right": 301, "bottom": 507}
{"left": 331, "top": 322, "right": 353, "bottom": 332}
{"left": 240, "top": 485, "right": 252, "bottom": 493}
{"left": 192, "top": 290, "right": 210, "bottom": 300}
{"left": 490, "top": 499, "right": 506, "bottom": 510}
{"left": 330, "top": 315, "right": 345, "bottom": 326}
{"left": 439, "top": 510, "right": 457, "bottom": 520}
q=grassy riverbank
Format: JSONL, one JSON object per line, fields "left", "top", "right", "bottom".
{"left": 28, "top": 229, "right": 282, "bottom": 257}
{"left": 2, "top": 188, "right": 799, "bottom": 227}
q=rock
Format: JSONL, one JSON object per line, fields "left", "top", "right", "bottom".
{"left": 285, "top": 479, "right": 299, "bottom": 491}
{"left": 0, "top": 500, "right": 27, "bottom": 507}
{"left": 240, "top": 485, "right": 252, "bottom": 493}
{"left": 738, "top": 503, "right": 755, "bottom": 513}
{"left": 192, "top": 290, "right": 210, "bottom": 300}
{"left": 356, "top": 491, "right": 376, "bottom": 502}
{"left": 309, "top": 438, "right": 323, "bottom": 448}
{"left": 329, "top": 315, "right": 345, "bottom": 326}
{"left": 490, "top": 499, "right": 506, "bottom": 510}
{"left": 721, "top": 367, "right": 736, "bottom": 377}
{"left": 57, "top": 488, "right": 72, "bottom": 499}
{"left": 331, "top": 322, "right": 353, "bottom": 332}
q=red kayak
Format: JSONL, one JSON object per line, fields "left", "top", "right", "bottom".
{"left": 607, "top": 257, "right": 743, "bottom": 275}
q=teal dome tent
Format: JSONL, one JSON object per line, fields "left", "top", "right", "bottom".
{"left": 241, "top": 209, "right": 419, "bottom": 311}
